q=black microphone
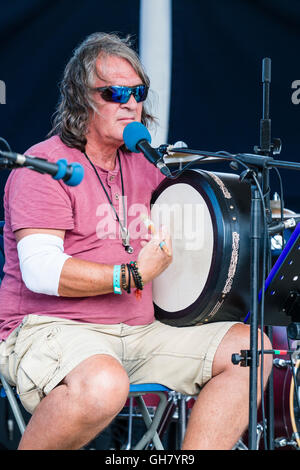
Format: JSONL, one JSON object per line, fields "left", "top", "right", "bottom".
{"left": 123, "top": 122, "right": 172, "bottom": 177}
{"left": 0, "top": 151, "right": 84, "bottom": 186}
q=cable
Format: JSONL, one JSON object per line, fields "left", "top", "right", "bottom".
{"left": 167, "top": 155, "right": 210, "bottom": 179}
{"left": 234, "top": 160, "right": 269, "bottom": 450}
{"left": 166, "top": 150, "right": 232, "bottom": 179}
{"left": 0, "top": 137, "right": 11, "bottom": 152}
{"left": 272, "top": 167, "right": 285, "bottom": 248}
{"left": 288, "top": 336, "right": 300, "bottom": 411}
{"left": 289, "top": 359, "right": 300, "bottom": 447}
{"left": 273, "top": 167, "right": 284, "bottom": 221}
{"left": 251, "top": 174, "right": 269, "bottom": 450}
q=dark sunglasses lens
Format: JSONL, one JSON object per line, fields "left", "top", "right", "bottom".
{"left": 133, "top": 85, "right": 148, "bottom": 103}
{"left": 99, "top": 88, "right": 113, "bottom": 102}
{"left": 99, "top": 87, "right": 126, "bottom": 103}
{"left": 111, "top": 87, "right": 131, "bottom": 103}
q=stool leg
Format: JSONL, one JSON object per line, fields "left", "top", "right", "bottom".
{"left": 177, "top": 394, "right": 187, "bottom": 448}
{"left": 122, "top": 396, "right": 133, "bottom": 450}
{"left": 0, "top": 374, "right": 26, "bottom": 435}
{"left": 132, "top": 393, "right": 167, "bottom": 450}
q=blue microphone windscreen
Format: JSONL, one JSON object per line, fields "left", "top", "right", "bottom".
{"left": 123, "top": 121, "right": 151, "bottom": 152}
{"left": 65, "top": 163, "right": 84, "bottom": 186}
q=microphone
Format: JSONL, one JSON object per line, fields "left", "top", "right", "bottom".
{"left": 0, "top": 151, "right": 84, "bottom": 186}
{"left": 123, "top": 122, "right": 172, "bottom": 177}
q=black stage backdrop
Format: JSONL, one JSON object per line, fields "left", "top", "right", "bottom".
{"left": 169, "top": 0, "right": 300, "bottom": 214}
{"left": 0, "top": 0, "right": 300, "bottom": 218}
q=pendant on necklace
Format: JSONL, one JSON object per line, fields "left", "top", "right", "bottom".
{"left": 121, "top": 227, "right": 134, "bottom": 254}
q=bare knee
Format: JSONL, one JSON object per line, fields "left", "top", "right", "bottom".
{"left": 62, "top": 355, "right": 129, "bottom": 424}
{"left": 213, "top": 323, "right": 273, "bottom": 384}
{"left": 258, "top": 330, "right": 273, "bottom": 384}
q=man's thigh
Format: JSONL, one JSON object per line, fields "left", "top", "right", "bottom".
{"left": 0, "top": 314, "right": 124, "bottom": 413}
{"left": 122, "top": 320, "right": 239, "bottom": 396}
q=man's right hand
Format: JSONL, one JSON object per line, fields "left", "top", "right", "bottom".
{"left": 137, "top": 225, "right": 173, "bottom": 285}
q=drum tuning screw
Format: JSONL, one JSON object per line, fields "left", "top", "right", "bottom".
{"left": 274, "top": 437, "right": 298, "bottom": 448}
{"left": 273, "top": 358, "right": 291, "bottom": 368}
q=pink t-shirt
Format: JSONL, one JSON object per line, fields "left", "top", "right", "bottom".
{"left": 0, "top": 135, "right": 165, "bottom": 340}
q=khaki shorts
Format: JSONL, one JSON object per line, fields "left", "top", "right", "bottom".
{"left": 0, "top": 314, "right": 238, "bottom": 414}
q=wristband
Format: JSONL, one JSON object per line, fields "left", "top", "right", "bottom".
{"left": 113, "top": 265, "right": 122, "bottom": 295}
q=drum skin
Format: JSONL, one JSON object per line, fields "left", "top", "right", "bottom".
{"left": 151, "top": 169, "right": 255, "bottom": 326}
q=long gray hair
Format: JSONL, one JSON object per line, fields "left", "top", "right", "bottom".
{"left": 49, "top": 32, "right": 155, "bottom": 152}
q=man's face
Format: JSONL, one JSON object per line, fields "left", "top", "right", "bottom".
{"left": 88, "top": 54, "right": 144, "bottom": 148}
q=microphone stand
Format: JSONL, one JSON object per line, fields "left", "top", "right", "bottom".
{"left": 250, "top": 58, "right": 281, "bottom": 451}
{"left": 244, "top": 57, "right": 275, "bottom": 451}
{"left": 252, "top": 58, "right": 273, "bottom": 451}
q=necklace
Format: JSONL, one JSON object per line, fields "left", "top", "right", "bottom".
{"left": 83, "top": 150, "right": 134, "bottom": 254}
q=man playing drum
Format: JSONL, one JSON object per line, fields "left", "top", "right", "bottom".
{"left": 0, "top": 32, "right": 272, "bottom": 450}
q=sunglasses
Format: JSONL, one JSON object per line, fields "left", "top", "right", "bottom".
{"left": 94, "top": 85, "right": 148, "bottom": 104}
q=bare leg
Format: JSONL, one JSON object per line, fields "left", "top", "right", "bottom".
{"left": 182, "top": 324, "right": 273, "bottom": 450}
{"left": 18, "top": 354, "right": 129, "bottom": 450}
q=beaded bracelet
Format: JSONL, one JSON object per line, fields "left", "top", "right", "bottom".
{"left": 127, "top": 263, "right": 139, "bottom": 290}
{"left": 129, "top": 261, "right": 144, "bottom": 290}
{"left": 121, "top": 263, "right": 127, "bottom": 291}
{"left": 128, "top": 261, "right": 144, "bottom": 299}
{"left": 126, "top": 263, "right": 131, "bottom": 294}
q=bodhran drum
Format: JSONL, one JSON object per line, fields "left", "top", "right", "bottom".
{"left": 151, "top": 169, "right": 254, "bottom": 326}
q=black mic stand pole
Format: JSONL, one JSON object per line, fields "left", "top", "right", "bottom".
{"left": 248, "top": 57, "right": 281, "bottom": 450}
{"left": 247, "top": 58, "right": 271, "bottom": 451}
{"left": 248, "top": 177, "right": 262, "bottom": 450}
{"left": 257, "top": 57, "right": 275, "bottom": 451}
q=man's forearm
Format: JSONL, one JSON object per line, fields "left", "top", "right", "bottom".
{"left": 58, "top": 257, "right": 114, "bottom": 297}
{"left": 58, "top": 257, "right": 134, "bottom": 297}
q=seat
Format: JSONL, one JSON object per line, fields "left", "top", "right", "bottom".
{"left": 125, "top": 384, "right": 188, "bottom": 450}
{"left": 0, "top": 222, "right": 189, "bottom": 449}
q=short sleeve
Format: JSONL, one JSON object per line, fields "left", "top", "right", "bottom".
{"left": 7, "top": 164, "right": 74, "bottom": 232}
